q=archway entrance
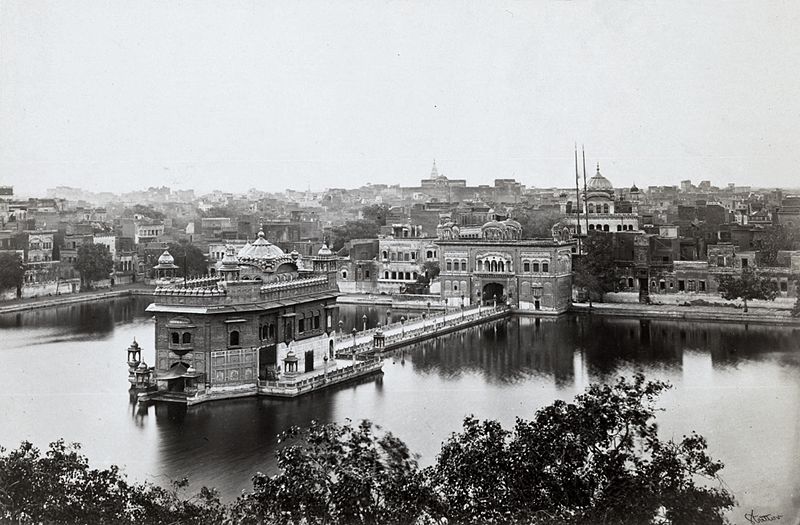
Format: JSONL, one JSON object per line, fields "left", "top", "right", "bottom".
{"left": 482, "top": 283, "right": 504, "bottom": 306}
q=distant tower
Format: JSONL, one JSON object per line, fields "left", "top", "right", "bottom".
{"left": 430, "top": 159, "right": 439, "bottom": 179}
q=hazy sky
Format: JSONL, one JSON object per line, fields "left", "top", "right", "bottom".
{"left": 2, "top": 1, "right": 799, "bottom": 196}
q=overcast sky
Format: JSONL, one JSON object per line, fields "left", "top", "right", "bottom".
{"left": 2, "top": 1, "right": 799, "bottom": 196}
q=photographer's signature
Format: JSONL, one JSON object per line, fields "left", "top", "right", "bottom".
{"left": 744, "top": 509, "right": 782, "bottom": 524}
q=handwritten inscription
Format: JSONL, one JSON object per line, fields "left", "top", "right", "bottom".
{"left": 744, "top": 510, "right": 782, "bottom": 524}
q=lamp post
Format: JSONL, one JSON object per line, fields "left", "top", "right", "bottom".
{"left": 422, "top": 312, "right": 427, "bottom": 331}
{"left": 323, "top": 354, "right": 328, "bottom": 381}
{"left": 362, "top": 314, "right": 367, "bottom": 332}
{"left": 460, "top": 293, "right": 465, "bottom": 320}
{"left": 400, "top": 316, "right": 405, "bottom": 337}
{"left": 386, "top": 309, "right": 391, "bottom": 327}
{"left": 493, "top": 293, "right": 497, "bottom": 309}
{"left": 351, "top": 328, "right": 357, "bottom": 363}
{"left": 338, "top": 320, "right": 343, "bottom": 340}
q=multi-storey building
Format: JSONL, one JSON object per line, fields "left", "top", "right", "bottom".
{"left": 145, "top": 231, "right": 341, "bottom": 402}
{"left": 436, "top": 213, "right": 575, "bottom": 312}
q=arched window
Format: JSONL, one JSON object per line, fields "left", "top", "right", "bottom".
{"left": 460, "top": 260, "right": 467, "bottom": 271}
{"left": 268, "top": 324, "right": 275, "bottom": 338}
{"left": 523, "top": 261, "right": 530, "bottom": 272}
{"left": 446, "top": 260, "right": 452, "bottom": 271}
{"left": 589, "top": 224, "right": 595, "bottom": 230}
{"left": 171, "top": 332, "right": 180, "bottom": 344}
{"left": 382, "top": 251, "right": 388, "bottom": 260}
{"left": 426, "top": 250, "right": 433, "bottom": 258}
{"left": 341, "top": 270, "right": 348, "bottom": 279}
{"left": 617, "top": 225, "right": 622, "bottom": 231}
{"left": 603, "top": 224, "right": 609, "bottom": 232}
{"left": 588, "top": 203, "right": 595, "bottom": 214}
{"left": 412, "top": 272, "right": 417, "bottom": 280}
{"left": 490, "top": 261, "right": 497, "bottom": 272}
{"left": 542, "top": 262, "right": 549, "bottom": 273}
{"left": 229, "top": 330, "right": 240, "bottom": 347}
{"left": 182, "top": 332, "right": 191, "bottom": 344}
{"left": 384, "top": 271, "right": 389, "bottom": 279}
{"left": 602, "top": 204, "right": 609, "bottom": 214}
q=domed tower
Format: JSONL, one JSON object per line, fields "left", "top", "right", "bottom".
{"left": 218, "top": 244, "right": 241, "bottom": 282}
{"left": 153, "top": 250, "right": 179, "bottom": 280}
{"left": 313, "top": 241, "right": 337, "bottom": 275}
{"left": 584, "top": 163, "right": 615, "bottom": 215}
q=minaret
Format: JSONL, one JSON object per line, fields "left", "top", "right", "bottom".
{"left": 430, "top": 159, "right": 439, "bottom": 179}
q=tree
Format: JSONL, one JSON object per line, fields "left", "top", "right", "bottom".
{"left": 512, "top": 206, "right": 564, "bottom": 238}
{"left": 421, "top": 260, "right": 440, "bottom": 282}
{"left": 428, "top": 374, "right": 734, "bottom": 525}
{"left": 75, "top": 243, "right": 114, "bottom": 290}
{"left": 0, "top": 252, "right": 25, "bottom": 298}
{"left": 0, "top": 440, "right": 224, "bottom": 524}
{"left": 123, "top": 204, "right": 165, "bottom": 220}
{"left": 573, "top": 231, "right": 617, "bottom": 306}
{"left": 754, "top": 225, "right": 797, "bottom": 266}
{"left": 716, "top": 267, "right": 779, "bottom": 312}
{"left": 167, "top": 240, "right": 208, "bottom": 278}
{"left": 361, "top": 204, "right": 390, "bottom": 227}
{"left": 328, "top": 220, "right": 381, "bottom": 252}
{"left": 229, "top": 420, "right": 439, "bottom": 525}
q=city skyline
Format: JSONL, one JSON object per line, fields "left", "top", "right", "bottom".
{"left": 3, "top": 1, "right": 800, "bottom": 194}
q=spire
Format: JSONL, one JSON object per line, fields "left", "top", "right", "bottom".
{"left": 596, "top": 162, "right": 601, "bottom": 175}
{"left": 431, "top": 159, "right": 439, "bottom": 179}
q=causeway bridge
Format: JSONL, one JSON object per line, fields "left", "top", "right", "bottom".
{"left": 335, "top": 303, "right": 511, "bottom": 358}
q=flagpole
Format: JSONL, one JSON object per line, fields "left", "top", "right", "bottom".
{"left": 574, "top": 144, "right": 582, "bottom": 256}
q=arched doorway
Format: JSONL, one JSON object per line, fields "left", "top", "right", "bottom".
{"left": 482, "top": 282, "right": 504, "bottom": 306}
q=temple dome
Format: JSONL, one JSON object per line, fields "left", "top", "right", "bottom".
{"left": 587, "top": 164, "right": 613, "bottom": 192}
{"left": 317, "top": 243, "right": 333, "bottom": 257}
{"left": 237, "top": 230, "right": 284, "bottom": 260}
{"left": 157, "top": 250, "right": 175, "bottom": 265}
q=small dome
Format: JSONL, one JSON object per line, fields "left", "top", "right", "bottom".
{"left": 587, "top": 163, "right": 613, "bottom": 192}
{"left": 186, "top": 366, "right": 196, "bottom": 374}
{"left": 157, "top": 251, "right": 174, "bottom": 265}
{"left": 630, "top": 183, "right": 640, "bottom": 193}
{"left": 137, "top": 361, "right": 148, "bottom": 371}
{"left": 221, "top": 245, "right": 239, "bottom": 267}
{"left": 317, "top": 243, "right": 333, "bottom": 257}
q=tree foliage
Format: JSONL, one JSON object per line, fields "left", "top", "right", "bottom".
{"left": 512, "top": 206, "right": 564, "bottom": 239}
{"left": 361, "top": 204, "right": 390, "bottom": 227}
{"left": 754, "top": 225, "right": 798, "bottom": 266}
{"left": 0, "top": 252, "right": 25, "bottom": 295}
{"left": 716, "top": 267, "right": 779, "bottom": 312}
{"left": 230, "top": 420, "right": 439, "bottom": 525}
{"left": 429, "top": 374, "right": 734, "bottom": 525}
{"left": 167, "top": 240, "right": 208, "bottom": 278}
{"left": 0, "top": 440, "right": 224, "bottom": 525}
{"left": 75, "top": 243, "right": 114, "bottom": 290}
{"left": 328, "top": 220, "right": 381, "bottom": 252}
{"left": 123, "top": 204, "right": 165, "bottom": 221}
{"left": 1, "top": 376, "right": 734, "bottom": 525}
{"left": 573, "top": 231, "right": 617, "bottom": 303}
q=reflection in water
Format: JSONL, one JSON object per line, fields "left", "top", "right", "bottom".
{"left": 0, "top": 299, "right": 799, "bottom": 516}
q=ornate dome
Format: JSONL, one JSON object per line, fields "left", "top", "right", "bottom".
{"left": 220, "top": 245, "right": 239, "bottom": 267}
{"left": 587, "top": 163, "right": 613, "bottom": 192}
{"left": 157, "top": 250, "right": 175, "bottom": 265}
{"left": 317, "top": 243, "right": 333, "bottom": 257}
{"left": 237, "top": 230, "right": 284, "bottom": 260}
{"left": 630, "top": 183, "right": 640, "bottom": 193}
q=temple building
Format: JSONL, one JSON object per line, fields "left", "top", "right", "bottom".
{"left": 144, "top": 229, "right": 352, "bottom": 404}
{"left": 436, "top": 211, "right": 575, "bottom": 313}
{"left": 554, "top": 165, "right": 640, "bottom": 238}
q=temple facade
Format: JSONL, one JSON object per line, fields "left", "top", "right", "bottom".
{"left": 145, "top": 230, "right": 344, "bottom": 402}
{"left": 436, "top": 211, "right": 575, "bottom": 313}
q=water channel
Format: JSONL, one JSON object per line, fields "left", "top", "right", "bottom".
{"left": 0, "top": 296, "right": 798, "bottom": 517}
